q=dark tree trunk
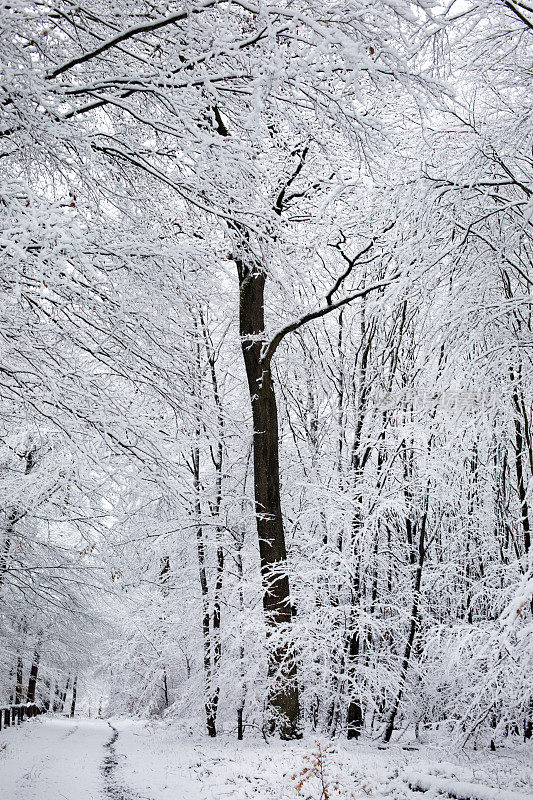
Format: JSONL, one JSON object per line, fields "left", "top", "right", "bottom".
{"left": 512, "top": 387, "right": 531, "bottom": 558}
{"left": 238, "top": 261, "right": 300, "bottom": 739}
{"left": 192, "top": 439, "right": 217, "bottom": 737}
{"left": 42, "top": 678, "right": 51, "bottom": 711}
{"left": 59, "top": 676, "right": 71, "bottom": 712}
{"left": 346, "top": 306, "right": 372, "bottom": 740}
{"left": 510, "top": 372, "right": 533, "bottom": 737}
{"left": 1, "top": 450, "right": 35, "bottom": 590}
{"left": 235, "top": 516, "right": 247, "bottom": 740}
{"left": 0, "top": 517, "right": 14, "bottom": 591}
{"left": 52, "top": 683, "right": 61, "bottom": 712}
{"left": 15, "top": 655, "right": 24, "bottom": 705}
{"left": 210, "top": 540, "right": 223, "bottom": 731}
{"left": 159, "top": 555, "right": 171, "bottom": 709}
{"left": 346, "top": 517, "right": 363, "bottom": 740}
{"left": 191, "top": 320, "right": 227, "bottom": 737}
{"left": 383, "top": 509, "right": 427, "bottom": 742}
{"left": 70, "top": 676, "right": 78, "bottom": 717}
{"left": 237, "top": 706, "right": 244, "bottom": 741}
{"left": 346, "top": 625, "right": 363, "bottom": 739}
{"left": 202, "top": 317, "right": 225, "bottom": 738}
{"left": 26, "top": 649, "right": 40, "bottom": 704}
{"left": 464, "top": 442, "right": 479, "bottom": 624}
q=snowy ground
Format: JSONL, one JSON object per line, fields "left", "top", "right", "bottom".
{"left": 0, "top": 717, "right": 109, "bottom": 800}
{"left": 1, "top": 716, "right": 532, "bottom": 800}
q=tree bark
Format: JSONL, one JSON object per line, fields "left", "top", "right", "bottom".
{"left": 26, "top": 649, "right": 40, "bottom": 704}
{"left": 1, "top": 448, "right": 36, "bottom": 589}
{"left": 383, "top": 506, "right": 427, "bottom": 742}
{"left": 59, "top": 676, "right": 71, "bottom": 712}
{"left": 238, "top": 260, "right": 300, "bottom": 739}
{"left": 15, "top": 655, "right": 24, "bottom": 705}
{"left": 509, "top": 369, "right": 533, "bottom": 738}
{"left": 192, "top": 438, "right": 217, "bottom": 737}
{"left": 202, "top": 314, "right": 225, "bottom": 736}
{"left": 511, "top": 380, "right": 531, "bottom": 558}
{"left": 70, "top": 676, "right": 78, "bottom": 717}
{"left": 159, "top": 555, "right": 171, "bottom": 708}
{"left": 346, "top": 302, "right": 373, "bottom": 739}
{"left": 0, "top": 513, "right": 15, "bottom": 591}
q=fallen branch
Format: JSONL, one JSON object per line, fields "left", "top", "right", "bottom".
{"left": 402, "top": 769, "right": 532, "bottom": 800}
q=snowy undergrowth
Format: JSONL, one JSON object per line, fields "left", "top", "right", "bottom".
{"left": 111, "top": 719, "right": 533, "bottom": 800}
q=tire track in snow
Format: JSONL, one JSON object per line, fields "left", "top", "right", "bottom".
{"left": 102, "top": 721, "right": 148, "bottom": 800}
{"left": 61, "top": 722, "right": 79, "bottom": 739}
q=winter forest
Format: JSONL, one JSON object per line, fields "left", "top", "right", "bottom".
{"left": 1, "top": 0, "right": 532, "bottom": 797}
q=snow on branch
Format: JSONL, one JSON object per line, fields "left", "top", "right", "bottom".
{"left": 47, "top": 0, "right": 221, "bottom": 79}
{"left": 260, "top": 273, "right": 399, "bottom": 367}
{"left": 402, "top": 769, "right": 532, "bottom": 800}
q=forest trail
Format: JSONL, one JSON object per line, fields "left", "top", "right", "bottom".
{"left": 102, "top": 720, "right": 146, "bottom": 800}
{"left": 0, "top": 717, "right": 178, "bottom": 800}
{"left": 1, "top": 717, "right": 110, "bottom": 800}
{"left": 0, "top": 717, "right": 231, "bottom": 800}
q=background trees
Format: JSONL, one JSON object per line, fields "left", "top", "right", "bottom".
{"left": 0, "top": 0, "right": 531, "bottom": 743}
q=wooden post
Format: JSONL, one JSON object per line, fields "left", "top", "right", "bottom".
{"left": 0, "top": 703, "right": 49, "bottom": 734}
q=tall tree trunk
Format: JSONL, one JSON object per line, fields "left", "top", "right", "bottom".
{"left": 235, "top": 525, "right": 246, "bottom": 740}
{"left": 201, "top": 313, "right": 225, "bottom": 735}
{"left": 235, "top": 447, "right": 252, "bottom": 740}
{"left": 510, "top": 368, "right": 533, "bottom": 738}
{"left": 26, "top": 648, "right": 40, "bottom": 704}
{"left": 238, "top": 261, "right": 300, "bottom": 739}
{"left": 511, "top": 377, "right": 532, "bottom": 560}
{"left": 346, "top": 302, "right": 372, "bottom": 739}
{"left": 345, "top": 566, "right": 363, "bottom": 739}
{"left": 159, "top": 555, "right": 171, "bottom": 708}
{"left": 0, "top": 511, "right": 15, "bottom": 592}
{"left": 42, "top": 678, "right": 51, "bottom": 711}
{"left": 15, "top": 655, "right": 23, "bottom": 705}
{"left": 192, "top": 437, "right": 217, "bottom": 737}
{"left": 1, "top": 448, "right": 36, "bottom": 589}
{"left": 324, "top": 311, "right": 346, "bottom": 737}
{"left": 59, "top": 676, "right": 71, "bottom": 712}
{"left": 191, "top": 316, "right": 228, "bottom": 738}
{"left": 383, "top": 506, "right": 427, "bottom": 742}
{"left": 53, "top": 682, "right": 61, "bottom": 712}
{"left": 464, "top": 441, "right": 479, "bottom": 624}
{"left": 70, "top": 676, "right": 78, "bottom": 717}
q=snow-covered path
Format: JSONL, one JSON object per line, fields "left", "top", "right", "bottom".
{"left": 1, "top": 717, "right": 110, "bottom": 800}
{"left": 0, "top": 717, "right": 222, "bottom": 800}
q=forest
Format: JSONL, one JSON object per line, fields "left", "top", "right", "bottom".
{"left": 0, "top": 0, "right": 532, "bottom": 794}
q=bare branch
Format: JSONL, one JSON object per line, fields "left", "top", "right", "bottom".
{"left": 326, "top": 221, "right": 395, "bottom": 305}
{"left": 46, "top": 0, "right": 221, "bottom": 79}
{"left": 261, "top": 273, "right": 399, "bottom": 367}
